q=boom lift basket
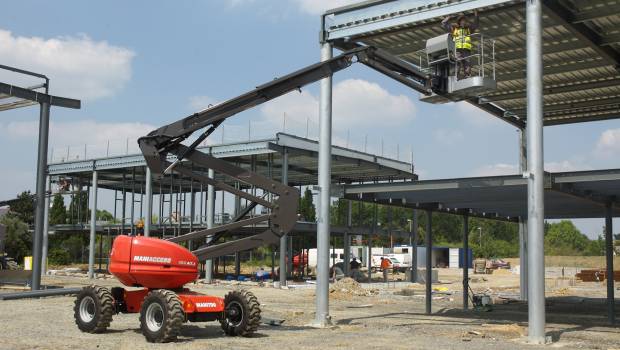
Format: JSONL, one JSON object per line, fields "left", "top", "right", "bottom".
{"left": 417, "top": 32, "right": 497, "bottom": 104}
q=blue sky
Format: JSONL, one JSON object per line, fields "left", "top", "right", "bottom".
{"left": 0, "top": 0, "right": 619, "bottom": 238}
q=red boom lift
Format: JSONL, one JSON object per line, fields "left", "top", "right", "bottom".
{"left": 73, "top": 45, "right": 433, "bottom": 342}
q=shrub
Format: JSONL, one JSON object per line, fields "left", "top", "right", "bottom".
{"left": 48, "top": 247, "right": 71, "bottom": 266}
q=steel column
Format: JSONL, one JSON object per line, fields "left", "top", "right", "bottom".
{"left": 411, "top": 209, "right": 418, "bottom": 283}
{"left": 31, "top": 101, "right": 50, "bottom": 290}
{"left": 144, "top": 166, "right": 153, "bottom": 237}
{"left": 205, "top": 168, "right": 215, "bottom": 284}
{"left": 463, "top": 213, "right": 469, "bottom": 310}
{"left": 369, "top": 203, "right": 377, "bottom": 283}
{"left": 367, "top": 235, "right": 372, "bottom": 283}
{"left": 344, "top": 200, "right": 352, "bottom": 276}
{"left": 519, "top": 129, "right": 528, "bottom": 301}
{"left": 605, "top": 202, "right": 615, "bottom": 325}
{"left": 189, "top": 177, "right": 195, "bottom": 250}
{"left": 130, "top": 167, "right": 136, "bottom": 236}
{"left": 425, "top": 210, "right": 432, "bottom": 315}
{"left": 287, "top": 237, "right": 293, "bottom": 278}
{"left": 88, "top": 170, "right": 98, "bottom": 279}
{"left": 279, "top": 148, "right": 289, "bottom": 287}
{"left": 314, "top": 41, "right": 333, "bottom": 327}
{"left": 121, "top": 173, "right": 126, "bottom": 234}
{"left": 41, "top": 176, "right": 50, "bottom": 274}
{"left": 526, "top": 0, "right": 546, "bottom": 343}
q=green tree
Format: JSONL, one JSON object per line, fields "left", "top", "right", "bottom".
{"left": 68, "top": 191, "right": 89, "bottom": 224}
{"left": 0, "top": 215, "right": 31, "bottom": 262}
{"left": 96, "top": 209, "right": 114, "bottom": 222}
{"left": 544, "top": 220, "right": 590, "bottom": 255}
{"left": 584, "top": 234, "right": 606, "bottom": 256}
{"left": 49, "top": 193, "right": 67, "bottom": 225}
{"left": 10, "top": 191, "right": 35, "bottom": 225}
{"left": 299, "top": 188, "right": 316, "bottom": 222}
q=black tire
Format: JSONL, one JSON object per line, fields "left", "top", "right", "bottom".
{"left": 73, "top": 285, "right": 114, "bottom": 333}
{"left": 139, "top": 289, "right": 185, "bottom": 343}
{"left": 220, "top": 289, "right": 261, "bottom": 337}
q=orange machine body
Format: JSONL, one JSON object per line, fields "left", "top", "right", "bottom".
{"left": 109, "top": 235, "right": 199, "bottom": 289}
{"left": 108, "top": 235, "right": 225, "bottom": 315}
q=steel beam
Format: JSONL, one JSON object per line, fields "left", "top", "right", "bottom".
{"left": 0, "top": 82, "right": 80, "bottom": 109}
{"left": 601, "top": 33, "right": 620, "bottom": 47}
{"left": 605, "top": 202, "right": 616, "bottom": 325}
{"left": 88, "top": 170, "right": 98, "bottom": 279}
{"left": 466, "top": 99, "right": 524, "bottom": 129}
{"left": 279, "top": 148, "right": 289, "bottom": 287}
{"left": 0, "top": 287, "right": 82, "bottom": 300}
{"left": 526, "top": 0, "right": 547, "bottom": 344}
{"left": 482, "top": 78, "right": 620, "bottom": 103}
{"left": 512, "top": 96, "right": 620, "bottom": 116}
{"left": 573, "top": 4, "right": 620, "bottom": 23}
{"left": 31, "top": 101, "right": 50, "bottom": 291}
{"left": 542, "top": 0, "right": 620, "bottom": 69}
{"left": 498, "top": 59, "right": 606, "bottom": 82}
{"left": 425, "top": 210, "right": 432, "bottom": 315}
{"left": 544, "top": 111, "right": 620, "bottom": 126}
{"left": 324, "top": 0, "right": 515, "bottom": 41}
{"left": 493, "top": 40, "right": 586, "bottom": 63}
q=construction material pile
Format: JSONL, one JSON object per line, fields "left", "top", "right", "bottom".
{"left": 329, "top": 277, "right": 378, "bottom": 298}
{"left": 576, "top": 269, "right": 620, "bottom": 282}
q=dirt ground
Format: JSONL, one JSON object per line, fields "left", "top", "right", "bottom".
{"left": 1, "top": 267, "right": 618, "bottom": 350}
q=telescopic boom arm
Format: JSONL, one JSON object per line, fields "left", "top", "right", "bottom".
{"left": 138, "top": 45, "right": 431, "bottom": 260}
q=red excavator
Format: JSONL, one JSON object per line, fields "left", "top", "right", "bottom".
{"left": 73, "top": 45, "right": 432, "bottom": 342}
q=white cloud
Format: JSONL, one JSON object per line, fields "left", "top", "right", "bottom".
{"left": 0, "top": 29, "right": 134, "bottom": 101}
{"left": 259, "top": 78, "right": 415, "bottom": 133}
{"left": 594, "top": 128, "right": 620, "bottom": 158}
{"left": 295, "top": 0, "right": 361, "bottom": 15}
{"left": 0, "top": 120, "right": 156, "bottom": 161}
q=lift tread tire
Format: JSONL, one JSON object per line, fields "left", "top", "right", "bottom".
{"left": 220, "top": 289, "right": 261, "bottom": 337}
{"left": 74, "top": 285, "right": 114, "bottom": 333}
{"left": 139, "top": 289, "right": 184, "bottom": 343}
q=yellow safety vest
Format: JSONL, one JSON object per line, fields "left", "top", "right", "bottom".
{"left": 452, "top": 27, "right": 472, "bottom": 50}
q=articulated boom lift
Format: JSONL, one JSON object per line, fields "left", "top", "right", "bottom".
{"left": 73, "top": 41, "right": 485, "bottom": 343}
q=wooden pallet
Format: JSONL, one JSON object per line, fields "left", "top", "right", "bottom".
{"left": 575, "top": 269, "right": 620, "bottom": 282}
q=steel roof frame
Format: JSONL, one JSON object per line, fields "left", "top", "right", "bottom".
{"left": 323, "top": 0, "right": 620, "bottom": 127}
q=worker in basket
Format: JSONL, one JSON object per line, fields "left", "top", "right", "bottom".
{"left": 441, "top": 9, "right": 479, "bottom": 79}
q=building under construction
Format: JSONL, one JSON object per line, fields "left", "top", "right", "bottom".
{"left": 0, "top": 0, "right": 618, "bottom": 346}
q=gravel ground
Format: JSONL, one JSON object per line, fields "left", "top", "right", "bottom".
{"left": 0, "top": 270, "right": 618, "bottom": 350}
